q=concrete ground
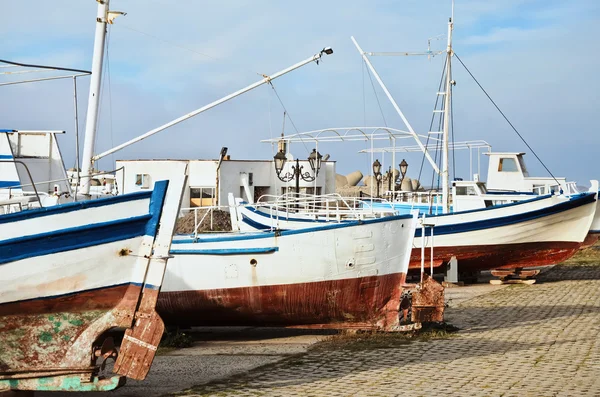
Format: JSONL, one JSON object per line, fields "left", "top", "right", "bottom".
{"left": 35, "top": 263, "right": 600, "bottom": 396}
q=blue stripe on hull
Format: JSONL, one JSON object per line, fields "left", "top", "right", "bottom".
{"left": 170, "top": 247, "right": 279, "bottom": 255}
{"left": 0, "top": 189, "right": 155, "bottom": 225}
{"left": 0, "top": 181, "right": 20, "bottom": 188}
{"left": 241, "top": 214, "right": 278, "bottom": 230}
{"left": 0, "top": 180, "right": 170, "bottom": 264}
{"left": 414, "top": 193, "right": 595, "bottom": 237}
{"left": 173, "top": 213, "right": 412, "bottom": 244}
{"left": 0, "top": 215, "right": 151, "bottom": 264}
{"left": 242, "top": 206, "right": 340, "bottom": 223}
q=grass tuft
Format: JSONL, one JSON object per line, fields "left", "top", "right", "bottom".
{"left": 311, "top": 322, "right": 459, "bottom": 351}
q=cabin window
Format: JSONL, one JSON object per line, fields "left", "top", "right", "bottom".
{"left": 455, "top": 186, "right": 477, "bottom": 196}
{"left": 498, "top": 158, "right": 518, "bottom": 172}
{"left": 190, "top": 187, "right": 215, "bottom": 207}
{"left": 135, "top": 174, "right": 150, "bottom": 189}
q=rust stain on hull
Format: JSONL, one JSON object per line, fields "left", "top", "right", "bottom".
{"left": 408, "top": 241, "right": 582, "bottom": 273}
{"left": 580, "top": 233, "right": 599, "bottom": 250}
{"left": 158, "top": 273, "right": 409, "bottom": 331}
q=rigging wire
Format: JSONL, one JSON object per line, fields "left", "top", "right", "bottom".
{"left": 432, "top": 95, "right": 444, "bottom": 191}
{"left": 117, "top": 24, "right": 261, "bottom": 79}
{"left": 0, "top": 59, "right": 90, "bottom": 75}
{"left": 454, "top": 53, "right": 560, "bottom": 185}
{"left": 268, "top": 81, "right": 310, "bottom": 154}
{"left": 450, "top": 79, "right": 456, "bottom": 180}
{"left": 119, "top": 24, "right": 220, "bottom": 62}
{"left": 418, "top": 56, "right": 447, "bottom": 183}
{"left": 364, "top": 60, "right": 388, "bottom": 127}
{"left": 95, "top": 26, "right": 113, "bottom": 171}
{"left": 362, "top": 58, "right": 366, "bottom": 127}
{"left": 106, "top": 29, "right": 116, "bottom": 168}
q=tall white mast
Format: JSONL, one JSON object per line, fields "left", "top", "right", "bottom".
{"left": 441, "top": 5, "right": 454, "bottom": 214}
{"left": 80, "top": 0, "right": 110, "bottom": 195}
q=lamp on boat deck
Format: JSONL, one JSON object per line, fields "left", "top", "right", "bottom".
{"left": 399, "top": 159, "right": 409, "bottom": 188}
{"left": 372, "top": 159, "right": 382, "bottom": 198}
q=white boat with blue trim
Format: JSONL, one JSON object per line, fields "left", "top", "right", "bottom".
{"left": 0, "top": 174, "right": 187, "bottom": 392}
{"left": 0, "top": 0, "right": 190, "bottom": 391}
{"left": 158, "top": 213, "right": 421, "bottom": 330}
{"left": 228, "top": 185, "right": 597, "bottom": 274}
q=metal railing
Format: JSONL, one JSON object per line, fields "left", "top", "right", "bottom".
{"left": 385, "top": 190, "right": 445, "bottom": 215}
{"left": 0, "top": 160, "right": 43, "bottom": 209}
{"left": 179, "top": 193, "right": 402, "bottom": 237}
{"left": 254, "top": 192, "right": 399, "bottom": 220}
{"left": 179, "top": 205, "right": 231, "bottom": 239}
{"left": 0, "top": 162, "right": 122, "bottom": 215}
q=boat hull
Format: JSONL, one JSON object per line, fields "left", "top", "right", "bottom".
{"left": 409, "top": 193, "right": 597, "bottom": 272}
{"left": 159, "top": 272, "right": 406, "bottom": 328}
{"left": 409, "top": 241, "right": 580, "bottom": 272}
{"left": 238, "top": 193, "right": 597, "bottom": 274}
{"left": 161, "top": 215, "right": 418, "bottom": 330}
{"left": 0, "top": 173, "right": 186, "bottom": 392}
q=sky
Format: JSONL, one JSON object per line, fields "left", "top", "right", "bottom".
{"left": 2, "top": 0, "right": 599, "bottom": 186}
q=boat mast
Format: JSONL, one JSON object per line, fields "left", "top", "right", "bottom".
{"left": 441, "top": 3, "right": 454, "bottom": 214}
{"left": 80, "top": 0, "right": 110, "bottom": 195}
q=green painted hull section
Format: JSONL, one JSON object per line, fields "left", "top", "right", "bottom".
{"left": 1, "top": 374, "right": 125, "bottom": 391}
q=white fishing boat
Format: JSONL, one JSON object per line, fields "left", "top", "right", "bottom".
{"left": 159, "top": 212, "right": 424, "bottom": 330}
{"left": 226, "top": 183, "right": 597, "bottom": 273}
{"left": 246, "top": 4, "right": 599, "bottom": 280}
{"left": 484, "top": 151, "right": 600, "bottom": 246}
{"left": 0, "top": 0, "right": 187, "bottom": 392}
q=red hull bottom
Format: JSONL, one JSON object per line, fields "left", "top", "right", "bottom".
{"left": 408, "top": 241, "right": 582, "bottom": 273}
{"left": 580, "top": 233, "right": 600, "bottom": 250}
{"left": 158, "top": 273, "right": 407, "bottom": 331}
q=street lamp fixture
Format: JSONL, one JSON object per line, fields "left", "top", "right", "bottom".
{"left": 372, "top": 159, "right": 382, "bottom": 198}
{"left": 273, "top": 149, "right": 323, "bottom": 194}
{"left": 307, "top": 149, "right": 322, "bottom": 176}
{"left": 399, "top": 159, "right": 408, "bottom": 188}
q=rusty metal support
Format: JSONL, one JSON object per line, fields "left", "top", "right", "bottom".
{"left": 411, "top": 274, "right": 445, "bottom": 323}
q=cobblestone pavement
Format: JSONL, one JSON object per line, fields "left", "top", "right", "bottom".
{"left": 176, "top": 264, "right": 600, "bottom": 397}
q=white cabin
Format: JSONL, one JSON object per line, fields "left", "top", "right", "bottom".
{"left": 0, "top": 130, "right": 71, "bottom": 206}
{"left": 116, "top": 156, "right": 336, "bottom": 211}
{"left": 485, "top": 152, "right": 577, "bottom": 195}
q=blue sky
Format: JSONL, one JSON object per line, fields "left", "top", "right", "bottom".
{"left": 2, "top": 0, "right": 599, "bottom": 186}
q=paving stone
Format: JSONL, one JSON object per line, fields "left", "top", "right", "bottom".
{"left": 175, "top": 264, "right": 600, "bottom": 397}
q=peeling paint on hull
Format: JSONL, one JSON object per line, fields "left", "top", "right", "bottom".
{"left": 158, "top": 272, "right": 407, "bottom": 330}
{"left": 408, "top": 241, "right": 581, "bottom": 272}
{"left": 0, "top": 284, "right": 164, "bottom": 391}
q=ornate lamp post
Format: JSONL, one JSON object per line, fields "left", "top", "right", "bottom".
{"left": 385, "top": 166, "right": 393, "bottom": 193}
{"left": 399, "top": 159, "right": 408, "bottom": 188}
{"left": 372, "top": 159, "right": 382, "bottom": 198}
{"left": 274, "top": 148, "right": 323, "bottom": 194}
